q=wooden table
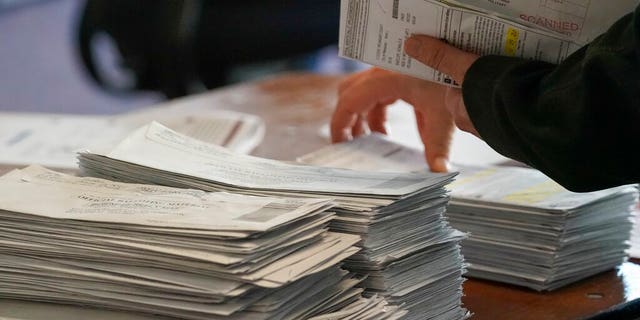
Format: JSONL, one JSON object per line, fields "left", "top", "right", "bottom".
{"left": 1, "top": 72, "right": 638, "bottom": 320}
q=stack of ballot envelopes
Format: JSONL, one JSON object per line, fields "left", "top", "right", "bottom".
{"left": 78, "top": 122, "right": 469, "bottom": 320}
{"left": 0, "top": 165, "right": 412, "bottom": 319}
{"left": 298, "top": 133, "right": 639, "bottom": 291}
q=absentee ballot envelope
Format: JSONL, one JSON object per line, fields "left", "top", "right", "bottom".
{"left": 339, "top": 0, "right": 583, "bottom": 84}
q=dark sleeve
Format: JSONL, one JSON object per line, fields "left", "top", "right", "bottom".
{"left": 462, "top": 5, "right": 640, "bottom": 192}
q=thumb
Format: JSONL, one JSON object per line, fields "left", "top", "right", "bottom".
{"left": 404, "top": 35, "right": 478, "bottom": 84}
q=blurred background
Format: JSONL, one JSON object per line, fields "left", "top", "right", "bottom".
{"left": 0, "top": 0, "right": 361, "bottom": 115}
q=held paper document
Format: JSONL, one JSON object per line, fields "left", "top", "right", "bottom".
{"left": 339, "top": 0, "right": 635, "bottom": 84}
{"left": 339, "top": 0, "right": 582, "bottom": 84}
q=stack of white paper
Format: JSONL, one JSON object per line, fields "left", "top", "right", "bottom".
{"left": 77, "top": 122, "right": 468, "bottom": 320}
{"left": 308, "top": 295, "right": 408, "bottom": 320}
{"left": 0, "top": 165, "right": 386, "bottom": 320}
{"left": 298, "top": 134, "right": 639, "bottom": 291}
{"left": 0, "top": 295, "right": 407, "bottom": 320}
{"left": 446, "top": 166, "right": 638, "bottom": 290}
{"left": 0, "top": 108, "right": 264, "bottom": 169}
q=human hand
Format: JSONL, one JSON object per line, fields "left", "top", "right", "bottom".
{"left": 330, "top": 35, "right": 480, "bottom": 172}
{"left": 331, "top": 68, "right": 455, "bottom": 172}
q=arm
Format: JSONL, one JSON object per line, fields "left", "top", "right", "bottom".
{"left": 462, "top": 6, "right": 640, "bottom": 192}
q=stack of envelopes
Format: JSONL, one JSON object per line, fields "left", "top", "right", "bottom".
{"left": 77, "top": 122, "right": 469, "bottom": 320}
{"left": 0, "top": 165, "right": 392, "bottom": 320}
{"left": 308, "top": 295, "right": 408, "bottom": 320}
{"left": 446, "top": 165, "right": 639, "bottom": 291}
{"left": 297, "top": 133, "right": 639, "bottom": 291}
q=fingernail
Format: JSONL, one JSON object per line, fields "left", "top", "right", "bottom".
{"left": 404, "top": 37, "right": 421, "bottom": 57}
{"left": 434, "top": 157, "right": 451, "bottom": 172}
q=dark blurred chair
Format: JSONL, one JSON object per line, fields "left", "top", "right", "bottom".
{"left": 78, "top": 0, "right": 340, "bottom": 98}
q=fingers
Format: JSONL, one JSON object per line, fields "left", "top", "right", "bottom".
{"left": 331, "top": 111, "right": 357, "bottom": 143}
{"left": 352, "top": 114, "right": 368, "bottom": 138}
{"left": 404, "top": 35, "right": 479, "bottom": 84}
{"left": 367, "top": 104, "right": 388, "bottom": 135}
{"left": 414, "top": 108, "right": 454, "bottom": 173}
{"left": 331, "top": 69, "right": 404, "bottom": 142}
{"left": 332, "top": 66, "right": 457, "bottom": 170}
{"left": 332, "top": 72, "right": 368, "bottom": 142}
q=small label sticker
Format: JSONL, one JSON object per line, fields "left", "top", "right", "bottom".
{"left": 504, "top": 28, "right": 520, "bottom": 56}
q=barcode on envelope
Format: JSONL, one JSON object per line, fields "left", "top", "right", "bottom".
{"left": 392, "top": 0, "right": 399, "bottom": 19}
{"left": 342, "top": 0, "right": 371, "bottom": 59}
